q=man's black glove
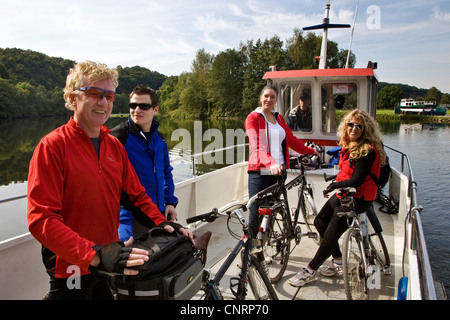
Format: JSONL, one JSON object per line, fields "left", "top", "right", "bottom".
{"left": 158, "top": 221, "right": 185, "bottom": 233}
{"left": 92, "top": 242, "right": 132, "bottom": 275}
{"left": 323, "top": 182, "right": 338, "bottom": 196}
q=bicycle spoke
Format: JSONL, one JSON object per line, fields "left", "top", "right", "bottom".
{"left": 264, "top": 208, "right": 290, "bottom": 283}
{"left": 343, "top": 228, "right": 368, "bottom": 300}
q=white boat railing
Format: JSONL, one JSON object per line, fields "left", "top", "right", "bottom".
{"left": 385, "top": 144, "right": 437, "bottom": 300}
{"left": 0, "top": 144, "right": 250, "bottom": 205}
{"left": 0, "top": 194, "right": 27, "bottom": 204}
{"left": 170, "top": 143, "right": 249, "bottom": 178}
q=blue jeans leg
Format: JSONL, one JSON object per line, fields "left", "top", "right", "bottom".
{"left": 248, "top": 173, "right": 279, "bottom": 237}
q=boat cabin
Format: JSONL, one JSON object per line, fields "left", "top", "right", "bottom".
{"left": 263, "top": 66, "right": 378, "bottom": 147}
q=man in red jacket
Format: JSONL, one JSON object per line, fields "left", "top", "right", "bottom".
{"left": 27, "top": 61, "right": 192, "bottom": 300}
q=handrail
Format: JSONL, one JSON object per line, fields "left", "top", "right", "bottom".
{"left": 0, "top": 144, "right": 250, "bottom": 204}
{"left": 384, "top": 144, "right": 437, "bottom": 300}
{"left": 0, "top": 195, "right": 27, "bottom": 204}
{"left": 170, "top": 143, "right": 248, "bottom": 177}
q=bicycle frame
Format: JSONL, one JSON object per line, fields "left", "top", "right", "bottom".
{"left": 203, "top": 208, "right": 252, "bottom": 300}
{"left": 349, "top": 212, "right": 370, "bottom": 274}
{"left": 270, "top": 169, "right": 317, "bottom": 243}
{"left": 187, "top": 193, "right": 278, "bottom": 300}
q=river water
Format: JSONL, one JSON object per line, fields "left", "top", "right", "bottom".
{"left": 0, "top": 116, "right": 448, "bottom": 297}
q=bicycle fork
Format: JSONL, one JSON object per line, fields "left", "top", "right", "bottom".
{"left": 230, "top": 235, "right": 251, "bottom": 299}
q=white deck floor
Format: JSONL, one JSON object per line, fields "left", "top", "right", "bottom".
{"left": 191, "top": 172, "right": 401, "bottom": 300}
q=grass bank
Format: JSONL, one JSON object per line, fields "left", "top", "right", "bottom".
{"left": 376, "top": 109, "right": 450, "bottom": 123}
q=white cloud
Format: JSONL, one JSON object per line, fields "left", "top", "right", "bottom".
{"left": 433, "top": 6, "right": 450, "bottom": 21}
{"left": 0, "top": 0, "right": 449, "bottom": 92}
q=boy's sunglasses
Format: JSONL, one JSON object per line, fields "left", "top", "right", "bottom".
{"left": 75, "top": 87, "right": 116, "bottom": 102}
{"left": 347, "top": 122, "right": 363, "bottom": 130}
{"left": 129, "top": 103, "right": 154, "bottom": 110}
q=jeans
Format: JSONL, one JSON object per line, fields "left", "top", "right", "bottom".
{"left": 248, "top": 172, "right": 285, "bottom": 237}
{"left": 309, "top": 193, "right": 372, "bottom": 270}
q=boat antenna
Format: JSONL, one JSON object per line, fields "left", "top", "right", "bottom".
{"left": 303, "top": 0, "right": 350, "bottom": 69}
{"left": 345, "top": 0, "right": 359, "bottom": 68}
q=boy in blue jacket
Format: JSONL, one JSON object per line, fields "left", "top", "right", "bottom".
{"left": 111, "top": 85, "right": 179, "bottom": 241}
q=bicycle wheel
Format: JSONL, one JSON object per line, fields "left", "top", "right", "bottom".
{"left": 368, "top": 230, "right": 390, "bottom": 270}
{"left": 300, "top": 188, "right": 320, "bottom": 245}
{"left": 264, "top": 203, "right": 290, "bottom": 283}
{"left": 247, "top": 254, "right": 279, "bottom": 300}
{"left": 342, "top": 227, "right": 368, "bottom": 300}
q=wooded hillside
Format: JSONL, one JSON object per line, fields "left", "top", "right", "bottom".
{"left": 1, "top": 32, "right": 447, "bottom": 120}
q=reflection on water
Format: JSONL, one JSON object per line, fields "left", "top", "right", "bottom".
{"left": 0, "top": 116, "right": 70, "bottom": 186}
{"left": 382, "top": 122, "right": 450, "bottom": 298}
{"left": 0, "top": 116, "right": 246, "bottom": 187}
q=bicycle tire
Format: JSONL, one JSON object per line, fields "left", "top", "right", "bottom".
{"left": 368, "top": 231, "right": 390, "bottom": 269}
{"left": 342, "top": 227, "right": 368, "bottom": 300}
{"left": 264, "top": 204, "right": 290, "bottom": 283}
{"left": 248, "top": 254, "right": 279, "bottom": 300}
{"left": 300, "top": 188, "right": 320, "bottom": 245}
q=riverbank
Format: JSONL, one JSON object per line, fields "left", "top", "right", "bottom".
{"left": 376, "top": 109, "right": 450, "bottom": 123}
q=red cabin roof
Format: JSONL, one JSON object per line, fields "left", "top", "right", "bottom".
{"left": 263, "top": 68, "right": 376, "bottom": 80}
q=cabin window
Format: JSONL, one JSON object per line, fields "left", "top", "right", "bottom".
{"left": 286, "top": 85, "right": 312, "bottom": 132}
{"left": 321, "top": 83, "right": 358, "bottom": 133}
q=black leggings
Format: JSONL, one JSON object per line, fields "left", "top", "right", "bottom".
{"left": 308, "top": 194, "right": 372, "bottom": 270}
{"left": 47, "top": 274, "right": 114, "bottom": 300}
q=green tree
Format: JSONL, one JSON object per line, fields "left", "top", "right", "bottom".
{"left": 157, "top": 75, "right": 179, "bottom": 116}
{"left": 207, "top": 49, "right": 245, "bottom": 117}
{"left": 0, "top": 78, "right": 16, "bottom": 118}
{"left": 166, "top": 73, "right": 190, "bottom": 118}
{"left": 178, "top": 49, "right": 214, "bottom": 118}
{"left": 240, "top": 36, "right": 287, "bottom": 114}
{"left": 285, "top": 29, "right": 352, "bottom": 69}
{"left": 329, "top": 49, "right": 356, "bottom": 69}
{"left": 377, "top": 85, "right": 403, "bottom": 109}
{"left": 425, "top": 87, "right": 442, "bottom": 104}
{"left": 286, "top": 29, "right": 320, "bottom": 69}
{"left": 116, "top": 65, "right": 166, "bottom": 95}
{"left": 440, "top": 93, "right": 450, "bottom": 104}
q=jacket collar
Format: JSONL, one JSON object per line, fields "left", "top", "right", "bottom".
{"left": 127, "top": 116, "right": 160, "bottom": 139}
{"left": 254, "top": 107, "right": 279, "bottom": 121}
{"left": 68, "top": 116, "right": 110, "bottom": 140}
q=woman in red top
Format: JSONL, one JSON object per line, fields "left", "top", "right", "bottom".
{"left": 288, "top": 109, "right": 387, "bottom": 287}
{"left": 245, "top": 84, "right": 318, "bottom": 237}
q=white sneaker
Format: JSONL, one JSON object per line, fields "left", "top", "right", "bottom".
{"left": 288, "top": 268, "right": 316, "bottom": 287}
{"left": 319, "top": 259, "right": 343, "bottom": 277}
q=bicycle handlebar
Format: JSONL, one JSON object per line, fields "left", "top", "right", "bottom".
{"left": 323, "top": 173, "right": 338, "bottom": 182}
{"left": 186, "top": 208, "right": 220, "bottom": 224}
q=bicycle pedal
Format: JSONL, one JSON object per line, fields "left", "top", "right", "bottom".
{"left": 229, "top": 277, "right": 245, "bottom": 298}
{"left": 383, "top": 267, "right": 392, "bottom": 276}
{"left": 307, "top": 232, "right": 318, "bottom": 239}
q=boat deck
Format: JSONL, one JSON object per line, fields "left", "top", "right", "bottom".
{"left": 191, "top": 170, "right": 402, "bottom": 300}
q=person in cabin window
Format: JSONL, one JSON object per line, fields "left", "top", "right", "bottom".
{"left": 245, "top": 84, "right": 319, "bottom": 237}
{"left": 289, "top": 93, "right": 312, "bottom": 132}
{"left": 110, "top": 85, "right": 179, "bottom": 241}
{"left": 27, "top": 61, "right": 193, "bottom": 300}
{"left": 288, "top": 109, "right": 387, "bottom": 287}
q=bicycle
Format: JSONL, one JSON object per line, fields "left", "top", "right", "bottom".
{"left": 335, "top": 187, "right": 391, "bottom": 300}
{"left": 186, "top": 195, "right": 279, "bottom": 300}
{"left": 257, "top": 154, "right": 321, "bottom": 284}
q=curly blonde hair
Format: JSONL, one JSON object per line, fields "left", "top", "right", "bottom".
{"left": 63, "top": 60, "right": 119, "bottom": 110}
{"left": 337, "top": 109, "right": 387, "bottom": 166}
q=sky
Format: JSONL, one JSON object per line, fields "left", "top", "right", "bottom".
{"left": 1, "top": 0, "right": 449, "bottom": 93}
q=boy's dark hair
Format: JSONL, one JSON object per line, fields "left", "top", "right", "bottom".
{"left": 130, "top": 85, "right": 159, "bottom": 107}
